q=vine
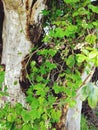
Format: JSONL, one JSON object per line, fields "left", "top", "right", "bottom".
{"left": 0, "top": 0, "right": 98, "bottom": 130}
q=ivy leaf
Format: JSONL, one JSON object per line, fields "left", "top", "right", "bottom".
{"left": 88, "top": 4, "right": 98, "bottom": 13}
{"left": 81, "top": 83, "right": 98, "bottom": 108}
{"left": 48, "top": 49, "right": 56, "bottom": 57}
{"left": 21, "top": 110, "right": 31, "bottom": 122}
{"left": 55, "top": 27, "right": 65, "bottom": 38}
{"left": 53, "top": 84, "right": 64, "bottom": 94}
{"left": 88, "top": 50, "right": 97, "bottom": 59}
{"left": 66, "top": 55, "right": 75, "bottom": 68}
{"left": 73, "top": 7, "right": 89, "bottom": 17}
{"left": 93, "top": 20, "right": 98, "bottom": 27}
{"left": 88, "top": 88, "right": 98, "bottom": 108}
{"left": 30, "top": 61, "right": 36, "bottom": 67}
{"left": 45, "top": 62, "right": 56, "bottom": 70}
{"left": 7, "top": 114, "right": 13, "bottom": 122}
{"left": 76, "top": 54, "right": 86, "bottom": 63}
{"left": 30, "top": 109, "right": 41, "bottom": 120}
{"left": 51, "top": 109, "right": 61, "bottom": 122}
{"left": 23, "top": 124, "right": 32, "bottom": 130}
{"left": 85, "top": 34, "right": 96, "bottom": 44}
{"left": 40, "top": 121, "right": 47, "bottom": 130}
{"left": 81, "top": 82, "right": 95, "bottom": 101}
{"left": 48, "top": 96, "right": 56, "bottom": 105}
{"left": 65, "top": 25, "right": 77, "bottom": 37}
{"left": 31, "top": 97, "right": 39, "bottom": 109}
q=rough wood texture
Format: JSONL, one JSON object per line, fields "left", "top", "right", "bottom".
{"left": 0, "top": 0, "right": 4, "bottom": 62}
{"left": 1, "top": 0, "right": 47, "bottom": 106}
{"left": 26, "top": 0, "right": 47, "bottom": 43}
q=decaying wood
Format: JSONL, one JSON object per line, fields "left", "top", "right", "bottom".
{"left": 55, "top": 104, "right": 69, "bottom": 130}
{"left": 26, "top": 0, "right": 47, "bottom": 43}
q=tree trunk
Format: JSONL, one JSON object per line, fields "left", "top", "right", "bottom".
{"left": 66, "top": 66, "right": 95, "bottom": 130}
{"left": 1, "top": 0, "right": 46, "bottom": 106}
{"left": 0, "top": 0, "right": 4, "bottom": 62}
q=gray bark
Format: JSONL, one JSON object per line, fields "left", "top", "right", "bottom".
{"left": 1, "top": 0, "right": 46, "bottom": 106}
{"left": 66, "top": 66, "right": 95, "bottom": 130}
{"left": 1, "top": 0, "right": 31, "bottom": 106}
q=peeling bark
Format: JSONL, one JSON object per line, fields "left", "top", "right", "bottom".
{"left": 26, "top": 0, "right": 47, "bottom": 43}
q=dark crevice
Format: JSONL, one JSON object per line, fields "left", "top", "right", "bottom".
{"left": 0, "top": 0, "right": 4, "bottom": 63}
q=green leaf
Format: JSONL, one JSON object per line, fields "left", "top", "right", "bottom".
{"left": 81, "top": 86, "right": 88, "bottom": 101}
{"left": 31, "top": 97, "right": 39, "bottom": 109}
{"left": 88, "top": 90, "right": 98, "bottom": 108}
{"left": 33, "top": 84, "right": 49, "bottom": 97}
{"left": 64, "top": 0, "right": 79, "bottom": 4}
{"left": 30, "top": 109, "right": 42, "bottom": 120}
{"left": 7, "top": 113, "right": 17, "bottom": 122}
{"left": 7, "top": 114, "right": 12, "bottom": 122}
{"left": 39, "top": 66, "right": 47, "bottom": 74}
{"left": 88, "top": 4, "right": 98, "bottom": 13}
{"left": 36, "top": 76, "right": 43, "bottom": 82}
{"left": 85, "top": 34, "right": 96, "bottom": 44}
{"left": 88, "top": 50, "right": 97, "bottom": 59}
{"left": 30, "top": 61, "right": 36, "bottom": 67}
{"left": 73, "top": 7, "right": 89, "bottom": 17}
{"left": 69, "top": 100, "right": 76, "bottom": 107}
{"left": 65, "top": 25, "right": 77, "bottom": 37}
{"left": 21, "top": 110, "right": 31, "bottom": 122}
{"left": 93, "top": 20, "right": 98, "bottom": 27}
{"left": 48, "top": 96, "right": 56, "bottom": 105}
{"left": 45, "top": 62, "right": 56, "bottom": 70}
{"left": 55, "top": 27, "right": 65, "bottom": 38}
{"left": 23, "top": 124, "right": 32, "bottom": 130}
{"left": 86, "top": 83, "right": 94, "bottom": 94}
{"left": 66, "top": 55, "right": 75, "bottom": 68}
{"left": 40, "top": 121, "right": 47, "bottom": 130}
{"left": 76, "top": 54, "right": 86, "bottom": 63}
{"left": 51, "top": 109, "right": 61, "bottom": 122}
{"left": 38, "top": 49, "right": 48, "bottom": 56}
{"left": 53, "top": 84, "right": 64, "bottom": 94}
{"left": 42, "top": 9, "right": 50, "bottom": 16}
{"left": 48, "top": 49, "right": 56, "bottom": 57}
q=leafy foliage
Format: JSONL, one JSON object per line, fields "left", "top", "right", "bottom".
{"left": 0, "top": 0, "right": 98, "bottom": 129}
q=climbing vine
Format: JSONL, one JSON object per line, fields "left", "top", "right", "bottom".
{"left": 0, "top": 0, "right": 98, "bottom": 130}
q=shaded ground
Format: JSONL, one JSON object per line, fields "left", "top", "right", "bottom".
{"left": 82, "top": 67, "right": 98, "bottom": 128}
